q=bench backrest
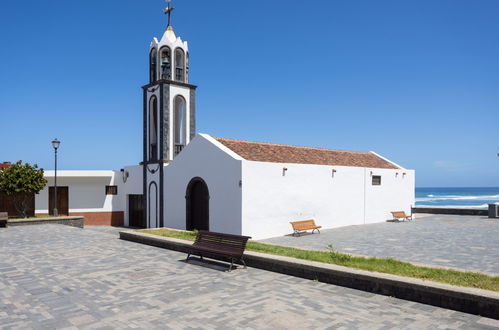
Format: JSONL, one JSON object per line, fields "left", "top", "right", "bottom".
{"left": 391, "top": 211, "right": 409, "bottom": 218}
{"left": 194, "top": 231, "right": 251, "bottom": 255}
{"left": 290, "top": 219, "right": 317, "bottom": 231}
{"left": 0, "top": 212, "right": 7, "bottom": 221}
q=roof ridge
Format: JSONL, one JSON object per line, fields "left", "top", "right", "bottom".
{"left": 213, "top": 137, "right": 370, "bottom": 154}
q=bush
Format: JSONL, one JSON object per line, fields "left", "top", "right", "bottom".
{"left": 0, "top": 161, "right": 47, "bottom": 218}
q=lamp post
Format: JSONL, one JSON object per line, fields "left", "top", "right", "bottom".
{"left": 51, "top": 139, "right": 61, "bottom": 216}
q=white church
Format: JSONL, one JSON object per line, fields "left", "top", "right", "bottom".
{"left": 32, "top": 2, "right": 415, "bottom": 239}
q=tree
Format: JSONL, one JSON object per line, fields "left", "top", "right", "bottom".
{"left": 0, "top": 161, "right": 47, "bottom": 218}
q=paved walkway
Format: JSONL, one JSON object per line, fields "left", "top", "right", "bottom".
{"left": 84, "top": 226, "right": 133, "bottom": 237}
{"left": 1, "top": 225, "right": 498, "bottom": 329}
{"left": 261, "top": 215, "right": 499, "bottom": 274}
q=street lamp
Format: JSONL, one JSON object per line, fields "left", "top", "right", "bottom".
{"left": 51, "top": 139, "right": 61, "bottom": 216}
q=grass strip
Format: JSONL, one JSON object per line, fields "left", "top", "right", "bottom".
{"left": 137, "top": 228, "right": 499, "bottom": 292}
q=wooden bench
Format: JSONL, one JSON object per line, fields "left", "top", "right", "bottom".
{"left": 391, "top": 211, "right": 412, "bottom": 222}
{"left": 0, "top": 212, "right": 8, "bottom": 228}
{"left": 186, "top": 231, "right": 251, "bottom": 271}
{"left": 290, "top": 219, "right": 322, "bottom": 236}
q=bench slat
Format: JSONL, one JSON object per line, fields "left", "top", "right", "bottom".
{"left": 290, "top": 219, "right": 322, "bottom": 236}
{"left": 391, "top": 211, "right": 412, "bottom": 221}
{"left": 187, "top": 230, "right": 252, "bottom": 271}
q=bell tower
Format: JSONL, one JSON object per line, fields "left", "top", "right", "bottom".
{"left": 142, "top": 0, "right": 197, "bottom": 228}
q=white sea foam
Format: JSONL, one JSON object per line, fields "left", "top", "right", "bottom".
{"left": 416, "top": 194, "right": 499, "bottom": 202}
{"left": 416, "top": 204, "right": 493, "bottom": 209}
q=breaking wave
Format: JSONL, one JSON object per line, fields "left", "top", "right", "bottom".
{"left": 416, "top": 194, "right": 499, "bottom": 203}
{"left": 416, "top": 204, "right": 495, "bottom": 209}
{"left": 415, "top": 188, "right": 499, "bottom": 208}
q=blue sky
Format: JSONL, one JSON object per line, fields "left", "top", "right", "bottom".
{"left": 0, "top": 0, "right": 498, "bottom": 187}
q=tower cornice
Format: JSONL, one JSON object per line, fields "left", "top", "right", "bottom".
{"left": 142, "top": 79, "right": 197, "bottom": 90}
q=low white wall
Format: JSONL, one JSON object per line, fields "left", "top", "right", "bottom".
{"left": 242, "top": 161, "right": 415, "bottom": 240}
{"left": 34, "top": 167, "right": 145, "bottom": 225}
{"left": 164, "top": 134, "right": 243, "bottom": 234}
{"left": 35, "top": 173, "right": 124, "bottom": 214}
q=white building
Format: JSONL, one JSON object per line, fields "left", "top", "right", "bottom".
{"left": 35, "top": 171, "right": 125, "bottom": 225}
{"left": 29, "top": 3, "right": 415, "bottom": 238}
{"left": 163, "top": 134, "right": 414, "bottom": 239}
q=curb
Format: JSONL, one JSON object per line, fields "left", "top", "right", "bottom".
{"left": 119, "top": 231, "right": 499, "bottom": 320}
{"left": 7, "top": 216, "right": 84, "bottom": 228}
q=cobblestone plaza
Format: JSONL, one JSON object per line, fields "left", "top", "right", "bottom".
{"left": 1, "top": 225, "right": 498, "bottom": 329}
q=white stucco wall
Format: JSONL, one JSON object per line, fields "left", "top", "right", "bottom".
{"left": 164, "top": 134, "right": 243, "bottom": 234}
{"left": 364, "top": 168, "right": 415, "bottom": 223}
{"left": 35, "top": 171, "right": 125, "bottom": 214}
{"left": 241, "top": 161, "right": 415, "bottom": 240}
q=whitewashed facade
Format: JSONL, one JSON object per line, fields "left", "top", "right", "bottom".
{"left": 163, "top": 134, "right": 415, "bottom": 240}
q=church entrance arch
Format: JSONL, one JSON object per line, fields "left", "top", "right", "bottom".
{"left": 185, "top": 177, "right": 209, "bottom": 231}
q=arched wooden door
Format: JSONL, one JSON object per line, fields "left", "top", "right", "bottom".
{"left": 186, "top": 177, "right": 209, "bottom": 231}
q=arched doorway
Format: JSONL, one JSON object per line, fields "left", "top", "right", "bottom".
{"left": 186, "top": 177, "right": 209, "bottom": 231}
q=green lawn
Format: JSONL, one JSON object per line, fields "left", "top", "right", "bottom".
{"left": 137, "top": 228, "right": 499, "bottom": 292}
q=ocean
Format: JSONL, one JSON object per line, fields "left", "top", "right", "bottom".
{"left": 415, "top": 187, "right": 499, "bottom": 209}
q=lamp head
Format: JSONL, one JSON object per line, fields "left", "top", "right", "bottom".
{"left": 51, "top": 139, "right": 61, "bottom": 150}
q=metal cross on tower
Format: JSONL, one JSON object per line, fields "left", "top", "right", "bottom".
{"left": 164, "top": 0, "right": 175, "bottom": 27}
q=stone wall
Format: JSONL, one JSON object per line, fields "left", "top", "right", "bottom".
{"left": 412, "top": 207, "right": 487, "bottom": 216}
{"left": 7, "top": 216, "right": 84, "bottom": 228}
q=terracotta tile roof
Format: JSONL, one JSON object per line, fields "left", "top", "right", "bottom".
{"left": 214, "top": 137, "right": 399, "bottom": 169}
{"left": 0, "top": 162, "right": 11, "bottom": 170}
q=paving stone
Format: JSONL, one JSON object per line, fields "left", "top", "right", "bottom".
{"left": 261, "top": 215, "right": 499, "bottom": 274}
{"left": 0, "top": 224, "right": 498, "bottom": 329}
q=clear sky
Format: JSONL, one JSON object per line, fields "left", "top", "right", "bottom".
{"left": 0, "top": 0, "right": 498, "bottom": 187}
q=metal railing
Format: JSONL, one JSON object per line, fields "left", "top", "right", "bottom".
{"left": 175, "top": 68, "right": 184, "bottom": 82}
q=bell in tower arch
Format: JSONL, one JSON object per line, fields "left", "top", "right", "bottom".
{"left": 160, "top": 47, "right": 172, "bottom": 80}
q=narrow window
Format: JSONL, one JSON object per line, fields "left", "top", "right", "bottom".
{"left": 159, "top": 47, "right": 172, "bottom": 80}
{"left": 174, "top": 95, "right": 186, "bottom": 156}
{"left": 106, "top": 185, "right": 118, "bottom": 195}
{"left": 150, "top": 49, "right": 157, "bottom": 83}
{"left": 185, "top": 52, "right": 189, "bottom": 82}
{"left": 175, "top": 48, "right": 185, "bottom": 82}
{"left": 372, "top": 175, "right": 381, "bottom": 186}
{"left": 149, "top": 96, "right": 158, "bottom": 160}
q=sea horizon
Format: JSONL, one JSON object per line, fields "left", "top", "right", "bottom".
{"left": 415, "top": 187, "right": 499, "bottom": 209}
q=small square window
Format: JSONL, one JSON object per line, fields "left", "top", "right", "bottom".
{"left": 372, "top": 175, "right": 381, "bottom": 186}
{"left": 106, "top": 185, "right": 118, "bottom": 195}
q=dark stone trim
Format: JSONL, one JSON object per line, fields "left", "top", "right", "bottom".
{"left": 162, "top": 86, "right": 170, "bottom": 161}
{"left": 412, "top": 207, "right": 488, "bottom": 216}
{"left": 159, "top": 84, "right": 164, "bottom": 162}
{"left": 142, "top": 79, "right": 197, "bottom": 90}
{"left": 140, "top": 160, "right": 170, "bottom": 166}
{"left": 142, "top": 87, "right": 148, "bottom": 229}
{"left": 159, "top": 165, "right": 164, "bottom": 228}
{"left": 189, "top": 89, "right": 196, "bottom": 141}
{"left": 159, "top": 83, "right": 165, "bottom": 228}
{"left": 143, "top": 88, "right": 147, "bottom": 163}
{"left": 143, "top": 165, "right": 147, "bottom": 228}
